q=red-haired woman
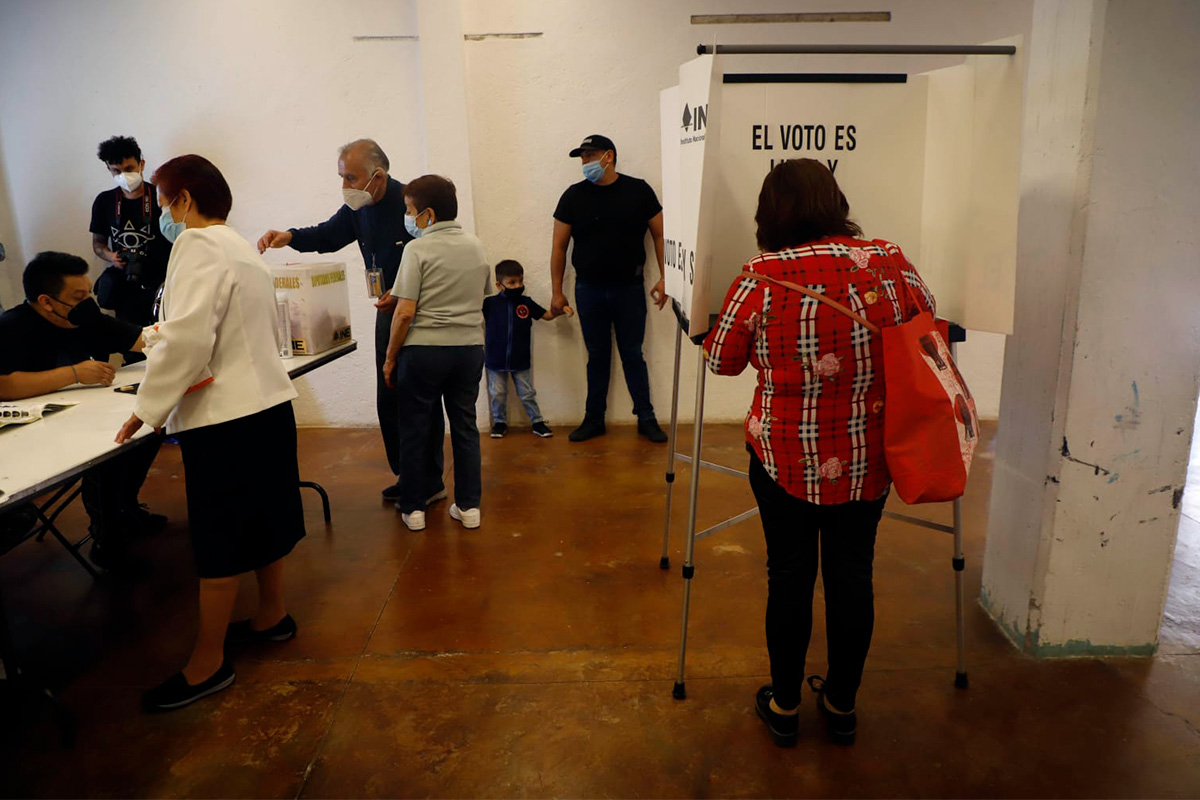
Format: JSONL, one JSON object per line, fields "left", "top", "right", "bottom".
{"left": 115, "top": 155, "right": 304, "bottom": 712}
{"left": 704, "top": 159, "right": 936, "bottom": 747}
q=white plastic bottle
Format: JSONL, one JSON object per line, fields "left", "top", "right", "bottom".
{"left": 275, "top": 290, "right": 293, "bottom": 359}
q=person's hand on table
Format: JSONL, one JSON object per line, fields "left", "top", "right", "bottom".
{"left": 551, "top": 291, "right": 570, "bottom": 316}
{"left": 257, "top": 229, "right": 292, "bottom": 254}
{"left": 75, "top": 360, "right": 116, "bottom": 386}
{"left": 650, "top": 278, "right": 668, "bottom": 310}
{"left": 382, "top": 356, "right": 397, "bottom": 389}
{"left": 374, "top": 291, "right": 398, "bottom": 313}
{"left": 115, "top": 414, "right": 144, "bottom": 444}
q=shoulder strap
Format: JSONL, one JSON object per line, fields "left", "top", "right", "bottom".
{"left": 741, "top": 270, "right": 881, "bottom": 335}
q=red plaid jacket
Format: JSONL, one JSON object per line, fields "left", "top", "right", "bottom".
{"left": 703, "top": 236, "right": 936, "bottom": 505}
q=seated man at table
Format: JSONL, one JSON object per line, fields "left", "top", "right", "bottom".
{"left": 0, "top": 251, "right": 165, "bottom": 570}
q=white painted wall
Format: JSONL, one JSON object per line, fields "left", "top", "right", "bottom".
{"left": 0, "top": 0, "right": 423, "bottom": 428}
{"left": 0, "top": 0, "right": 1027, "bottom": 425}
{"left": 983, "top": 0, "right": 1200, "bottom": 654}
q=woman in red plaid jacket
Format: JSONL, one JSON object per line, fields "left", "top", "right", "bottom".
{"left": 703, "top": 159, "right": 935, "bottom": 747}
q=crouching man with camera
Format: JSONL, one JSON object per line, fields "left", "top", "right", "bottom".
{"left": 89, "top": 135, "right": 173, "bottom": 327}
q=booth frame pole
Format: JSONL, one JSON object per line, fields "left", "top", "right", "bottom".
{"left": 697, "top": 43, "right": 1016, "bottom": 56}
{"left": 672, "top": 346, "right": 708, "bottom": 700}
{"left": 950, "top": 338, "right": 969, "bottom": 689}
{"left": 659, "top": 324, "right": 684, "bottom": 570}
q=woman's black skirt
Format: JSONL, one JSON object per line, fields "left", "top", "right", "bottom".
{"left": 177, "top": 401, "right": 306, "bottom": 579}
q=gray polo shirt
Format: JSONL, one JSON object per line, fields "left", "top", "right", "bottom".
{"left": 392, "top": 220, "right": 490, "bottom": 347}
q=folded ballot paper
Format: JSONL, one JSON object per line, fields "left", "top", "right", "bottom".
{"left": 0, "top": 402, "right": 76, "bottom": 429}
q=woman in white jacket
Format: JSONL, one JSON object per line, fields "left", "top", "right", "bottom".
{"left": 115, "top": 155, "right": 305, "bottom": 712}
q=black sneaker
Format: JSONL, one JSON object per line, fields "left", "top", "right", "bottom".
{"left": 531, "top": 421, "right": 553, "bottom": 438}
{"left": 755, "top": 685, "right": 799, "bottom": 747}
{"left": 225, "top": 613, "right": 298, "bottom": 646}
{"left": 568, "top": 415, "right": 606, "bottom": 442}
{"left": 89, "top": 541, "right": 138, "bottom": 574}
{"left": 808, "top": 675, "right": 856, "bottom": 744}
{"left": 381, "top": 482, "right": 402, "bottom": 502}
{"left": 491, "top": 422, "right": 508, "bottom": 439}
{"left": 142, "top": 661, "right": 235, "bottom": 713}
{"left": 637, "top": 418, "right": 669, "bottom": 443}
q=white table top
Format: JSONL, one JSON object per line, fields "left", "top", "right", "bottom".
{"left": 0, "top": 341, "right": 357, "bottom": 509}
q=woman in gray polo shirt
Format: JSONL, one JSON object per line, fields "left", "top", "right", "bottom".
{"left": 382, "top": 175, "right": 490, "bottom": 531}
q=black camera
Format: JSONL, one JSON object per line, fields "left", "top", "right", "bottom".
{"left": 117, "top": 247, "right": 148, "bottom": 286}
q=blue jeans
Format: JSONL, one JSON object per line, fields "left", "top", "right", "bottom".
{"left": 394, "top": 345, "right": 484, "bottom": 513}
{"left": 487, "top": 368, "right": 544, "bottom": 425}
{"left": 574, "top": 281, "right": 655, "bottom": 422}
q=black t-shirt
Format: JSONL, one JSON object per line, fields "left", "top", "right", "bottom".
{"left": 553, "top": 175, "right": 663, "bottom": 285}
{"left": 89, "top": 183, "right": 172, "bottom": 287}
{"left": 0, "top": 304, "right": 141, "bottom": 375}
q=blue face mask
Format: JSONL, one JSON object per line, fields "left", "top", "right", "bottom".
{"left": 159, "top": 203, "right": 186, "bottom": 243}
{"left": 582, "top": 159, "right": 606, "bottom": 183}
{"left": 405, "top": 209, "right": 430, "bottom": 239}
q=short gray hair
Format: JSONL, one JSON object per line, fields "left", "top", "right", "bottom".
{"left": 338, "top": 138, "right": 390, "bottom": 173}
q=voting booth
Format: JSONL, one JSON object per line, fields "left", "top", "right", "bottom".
{"left": 272, "top": 262, "right": 353, "bottom": 356}
{"left": 658, "top": 42, "right": 1024, "bottom": 699}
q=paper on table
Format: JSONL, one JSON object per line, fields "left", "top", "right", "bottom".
{"left": 0, "top": 401, "right": 77, "bottom": 429}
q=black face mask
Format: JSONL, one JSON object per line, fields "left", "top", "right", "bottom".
{"left": 48, "top": 295, "right": 104, "bottom": 327}
{"left": 502, "top": 286, "right": 525, "bottom": 298}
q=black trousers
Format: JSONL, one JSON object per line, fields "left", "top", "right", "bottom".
{"left": 748, "top": 452, "right": 885, "bottom": 712}
{"left": 376, "top": 309, "right": 444, "bottom": 477}
{"left": 395, "top": 345, "right": 484, "bottom": 513}
{"left": 81, "top": 434, "right": 162, "bottom": 552}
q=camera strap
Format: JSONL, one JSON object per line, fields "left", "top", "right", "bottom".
{"left": 114, "top": 186, "right": 153, "bottom": 237}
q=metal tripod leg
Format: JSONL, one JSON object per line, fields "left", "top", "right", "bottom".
{"left": 673, "top": 347, "right": 707, "bottom": 700}
{"left": 659, "top": 325, "right": 684, "bottom": 570}
{"left": 950, "top": 338, "right": 968, "bottom": 689}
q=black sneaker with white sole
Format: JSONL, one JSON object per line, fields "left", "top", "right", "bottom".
{"left": 531, "top": 421, "right": 553, "bottom": 438}
{"left": 491, "top": 422, "right": 508, "bottom": 438}
{"left": 142, "top": 661, "right": 235, "bottom": 713}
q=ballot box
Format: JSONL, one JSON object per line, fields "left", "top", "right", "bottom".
{"left": 272, "top": 262, "right": 353, "bottom": 355}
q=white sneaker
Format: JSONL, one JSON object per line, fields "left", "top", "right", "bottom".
{"left": 401, "top": 510, "right": 426, "bottom": 531}
{"left": 426, "top": 488, "right": 448, "bottom": 506}
{"left": 449, "top": 504, "right": 480, "bottom": 529}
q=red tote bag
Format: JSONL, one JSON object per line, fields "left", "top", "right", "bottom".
{"left": 741, "top": 268, "right": 978, "bottom": 504}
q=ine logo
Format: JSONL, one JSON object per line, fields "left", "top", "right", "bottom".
{"left": 681, "top": 103, "right": 708, "bottom": 132}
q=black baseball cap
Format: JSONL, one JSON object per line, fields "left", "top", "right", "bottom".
{"left": 569, "top": 134, "right": 617, "bottom": 158}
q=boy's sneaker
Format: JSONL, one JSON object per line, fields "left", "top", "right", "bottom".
{"left": 401, "top": 510, "right": 426, "bottom": 531}
{"left": 450, "top": 504, "right": 481, "bottom": 529}
{"left": 531, "top": 421, "right": 553, "bottom": 438}
{"left": 568, "top": 415, "right": 606, "bottom": 442}
{"left": 490, "top": 422, "right": 508, "bottom": 439}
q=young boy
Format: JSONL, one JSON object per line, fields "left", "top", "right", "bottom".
{"left": 483, "top": 259, "right": 572, "bottom": 438}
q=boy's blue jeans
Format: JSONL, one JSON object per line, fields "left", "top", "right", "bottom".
{"left": 487, "top": 368, "right": 544, "bottom": 425}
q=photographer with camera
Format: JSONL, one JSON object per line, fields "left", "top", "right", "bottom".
{"left": 89, "top": 136, "right": 172, "bottom": 326}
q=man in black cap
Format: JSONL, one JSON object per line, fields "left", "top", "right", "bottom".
{"left": 550, "top": 135, "right": 669, "bottom": 443}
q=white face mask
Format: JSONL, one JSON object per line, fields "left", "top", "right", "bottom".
{"left": 342, "top": 171, "right": 380, "bottom": 211}
{"left": 114, "top": 171, "right": 143, "bottom": 192}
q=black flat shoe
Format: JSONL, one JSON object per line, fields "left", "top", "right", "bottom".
{"left": 808, "top": 675, "right": 856, "bottom": 745}
{"left": 226, "top": 613, "right": 297, "bottom": 645}
{"left": 142, "top": 662, "right": 235, "bottom": 713}
{"left": 755, "top": 684, "right": 799, "bottom": 747}
{"left": 381, "top": 482, "right": 402, "bottom": 501}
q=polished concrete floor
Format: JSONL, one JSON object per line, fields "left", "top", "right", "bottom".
{"left": 1, "top": 421, "right": 1198, "bottom": 798}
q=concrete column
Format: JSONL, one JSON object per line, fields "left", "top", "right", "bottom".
{"left": 982, "top": 0, "right": 1200, "bottom": 655}
{"left": 416, "top": 0, "right": 477, "bottom": 232}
